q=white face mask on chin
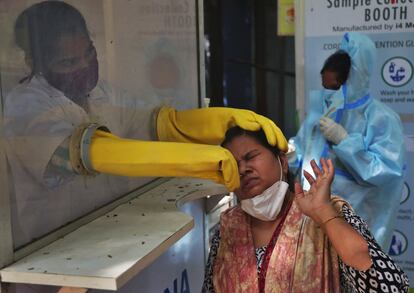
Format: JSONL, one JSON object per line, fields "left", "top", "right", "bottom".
{"left": 240, "top": 157, "right": 289, "bottom": 221}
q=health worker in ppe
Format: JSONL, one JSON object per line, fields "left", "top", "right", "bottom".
{"left": 4, "top": 0, "right": 283, "bottom": 249}
{"left": 288, "top": 32, "right": 406, "bottom": 249}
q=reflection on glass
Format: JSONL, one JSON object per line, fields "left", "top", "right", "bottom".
{"left": 2, "top": 1, "right": 145, "bottom": 248}
{"left": 1, "top": 1, "right": 197, "bottom": 248}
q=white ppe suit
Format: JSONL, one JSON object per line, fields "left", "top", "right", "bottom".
{"left": 4, "top": 75, "right": 157, "bottom": 248}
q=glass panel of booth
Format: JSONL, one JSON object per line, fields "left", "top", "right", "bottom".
{"left": 0, "top": 0, "right": 199, "bottom": 265}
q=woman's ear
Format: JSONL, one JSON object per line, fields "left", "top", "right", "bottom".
{"left": 279, "top": 153, "right": 289, "bottom": 175}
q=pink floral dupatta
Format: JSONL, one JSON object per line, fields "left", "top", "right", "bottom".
{"left": 213, "top": 198, "right": 346, "bottom": 293}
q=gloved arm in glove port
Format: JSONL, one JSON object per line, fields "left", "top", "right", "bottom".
{"left": 82, "top": 130, "right": 240, "bottom": 191}
{"left": 156, "top": 106, "right": 288, "bottom": 152}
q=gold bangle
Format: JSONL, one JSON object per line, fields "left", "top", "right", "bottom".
{"left": 321, "top": 215, "right": 342, "bottom": 226}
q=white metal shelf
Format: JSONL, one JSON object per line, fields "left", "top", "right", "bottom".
{"left": 0, "top": 178, "right": 227, "bottom": 290}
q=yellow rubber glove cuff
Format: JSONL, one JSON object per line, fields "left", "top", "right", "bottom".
{"left": 89, "top": 130, "right": 240, "bottom": 191}
{"left": 156, "top": 106, "right": 288, "bottom": 152}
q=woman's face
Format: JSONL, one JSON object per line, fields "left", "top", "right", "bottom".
{"left": 224, "top": 134, "right": 287, "bottom": 200}
{"left": 44, "top": 31, "right": 99, "bottom": 99}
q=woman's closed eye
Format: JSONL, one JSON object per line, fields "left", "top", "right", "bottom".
{"left": 236, "top": 151, "right": 259, "bottom": 169}
{"left": 244, "top": 150, "right": 260, "bottom": 161}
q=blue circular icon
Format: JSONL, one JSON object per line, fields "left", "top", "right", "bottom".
{"left": 388, "top": 230, "right": 408, "bottom": 256}
{"left": 382, "top": 57, "right": 413, "bottom": 87}
{"left": 400, "top": 182, "right": 410, "bottom": 204}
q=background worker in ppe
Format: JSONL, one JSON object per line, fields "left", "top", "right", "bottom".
{"left": 4, "top": 0, "right": 281, "bottom": 251}
{"left": 288, "top": 32, "right": 406, "bottom": 249}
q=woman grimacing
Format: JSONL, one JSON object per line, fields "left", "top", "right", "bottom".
{"left": 203, "top": 126, "right": 409, "bottom": 292}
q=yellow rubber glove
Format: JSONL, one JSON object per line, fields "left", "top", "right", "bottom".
{"left": 156, "top": 106, "right": 288, "bottom": 152}
{"left": 89, "top": 130, "right": 240, "bottom": 191}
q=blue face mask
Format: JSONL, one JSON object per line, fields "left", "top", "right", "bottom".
{"left": 308, "top": 87, "right": 344, "bottom": 123}
{"left": 322, "top": 87, "right": 347, "bottom": 119}
{"left": 321, "top": 89, "right": 338, "bottom": 109}
{"left": 322, "top": 88, "right": 337, "bottom": 96}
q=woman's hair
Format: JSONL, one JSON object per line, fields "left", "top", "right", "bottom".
{"left": 320, "top": 50, "right": 351, "bottom": 85}
{"left": 222, "top": 126, "right": 295, "bottom": 192}
{"left": 15, "top": 1, "right": 89, "bottom": 76}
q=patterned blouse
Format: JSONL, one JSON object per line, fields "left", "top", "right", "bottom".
{"left": 202, "top": 205, "right": 410, "bottom": 292}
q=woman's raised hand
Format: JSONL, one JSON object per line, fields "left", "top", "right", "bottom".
{"left": 294, "top": 158, "right": 335, "bottom": 222}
